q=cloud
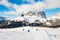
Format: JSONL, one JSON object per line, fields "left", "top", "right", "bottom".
{"left": 23, "top": 0, "right": 35, "bottom": 4}
{"left": 45, "top": 0, "right": 60, "bottom": 9}
{"left": 33, "top": 2, "right": 46, "bottom": 11}
{"left": 0, "top": 0, "right": 11, "bottom": 7}
{"left": 0, "top": 0, "right": 60, "bottom": 14}
{"left": 0, "top": 1, "right": 45, "bottom": 14}
{"left": 11, "top": 2, "right": 46, "bottom": 14}
{"left": 12, "top": 4, "right": 33, "bottom": 14}
{"left": 3, "top": 11, "right": 17, "bottom": 14}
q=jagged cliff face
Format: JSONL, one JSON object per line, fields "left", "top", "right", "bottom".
{"left": 37, "top": 11, "right": 46, "bottom": 19}
{"left": 24, "top": 11, "right": 46, "bottom": 18}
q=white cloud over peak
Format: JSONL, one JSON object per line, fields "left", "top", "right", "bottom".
{"left": 12, "top": 4, "right": 33, "bottom": 14}
{"left": 11, "top": 2, "right": 46, "bottom": 14}
{"left": 33, "top": 2, "right": 46, "bottom": 11}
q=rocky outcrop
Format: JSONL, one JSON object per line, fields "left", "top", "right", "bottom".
{"left": 0, "top": 17, "right": 8, "bottom": 28}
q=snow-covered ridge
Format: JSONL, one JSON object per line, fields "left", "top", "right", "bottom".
{"left": 0, "top": 11, "right": 60, "bottom": 28}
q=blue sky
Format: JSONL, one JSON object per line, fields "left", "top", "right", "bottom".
{"left": 0, "top": 0, "right": 60, "bottom": 19}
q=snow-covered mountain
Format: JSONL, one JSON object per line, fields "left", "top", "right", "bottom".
{"left": 0, "top": 11, "right": 47, "bottom": 28}
{"left": 0, "top": 11, "right": 60, "bottom": 28}
{"left": 45, "top": 11, "right": 60, "bottom": 27}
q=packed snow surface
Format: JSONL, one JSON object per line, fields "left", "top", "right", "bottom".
{"left": 0, "top": 26, "right": 60, "bottom": 40}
